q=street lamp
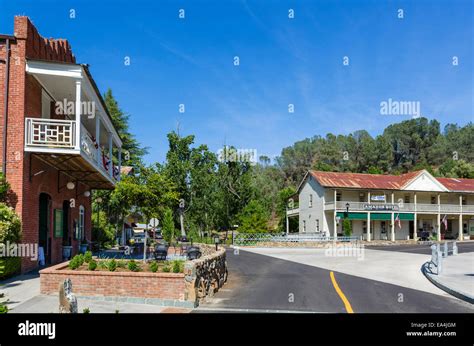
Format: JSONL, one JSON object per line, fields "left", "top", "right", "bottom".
{"left": 214, "top": 235, "right": 219, "bottom": 251}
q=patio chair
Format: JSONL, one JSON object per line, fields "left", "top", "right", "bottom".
{"left": 186, "top": 246, "right": 201, "bottom": 260}
{"left": 153, "top": 244, "right": 168, "bottom": 261}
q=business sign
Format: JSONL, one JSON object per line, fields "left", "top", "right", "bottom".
{"left": 363, "top": 204, "right": 399, "bottom": 211}
{"left": 370, "top": 195, "right": 386, "bottom": 202}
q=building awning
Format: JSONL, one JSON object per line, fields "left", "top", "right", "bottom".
{"left": 337, "top": 212, "right": 415, "bottom": 221}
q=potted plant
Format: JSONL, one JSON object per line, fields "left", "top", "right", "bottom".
{"left": 80, "top": 238, "right": 88, "bottom": 254}
{"left": 62, "top": 238, "right": 73, "bottom": 260}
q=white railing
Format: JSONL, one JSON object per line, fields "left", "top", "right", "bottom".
{"left": 80, "top": 124, "right": 98, "bottom": 162}
{"left": 325, "top": 201, "right": 470, "bottom": 214}
{"left": 25, "top": 118, "right": 76, "bottom": 148}
{"left": 286, "top": 207, "right": 300, "bottom": 216}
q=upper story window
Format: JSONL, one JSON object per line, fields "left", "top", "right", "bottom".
{"left": 309, "top": 194, "right": 313, "bottom": 208}
{"left": 461, "top": 196, "right": 467, "bottom": 205}
{"left": 431, "top": 196, "right": 436, "bottom": 204}
{"left": 303, "top": 220, "right": 306, "bottom": 233}
{"left": 359, "top": 193, "right": 365, "bottom": 202}
{"left": 336, "top": 192, "right": 342, "bottom": 202}
{"left": 404, "top": 195, "right": 410, "bottom": 204}
{"left": 316, "top": 219, "right": 320, "bottom": 232}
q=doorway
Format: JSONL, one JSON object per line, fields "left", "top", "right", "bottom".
{"left": 39, "top": 193, "right": 52, "bottom": 264}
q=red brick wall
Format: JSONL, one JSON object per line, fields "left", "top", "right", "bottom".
{"left": 0, "top": 17, "right": 92, "bottom": 273}
{"left": 40, "top": 263, "right": 186, "bottom": 301}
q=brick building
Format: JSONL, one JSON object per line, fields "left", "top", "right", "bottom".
{"left": 0, "top": 17, "right": 122, "bottom": 272}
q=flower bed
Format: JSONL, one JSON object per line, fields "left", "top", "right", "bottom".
{"left": 39, "top": 245, "right": 227, "bottom": 308}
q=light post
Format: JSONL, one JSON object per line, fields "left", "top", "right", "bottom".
{"left": 214, "top": 235, "right": 219, "bottom": 251}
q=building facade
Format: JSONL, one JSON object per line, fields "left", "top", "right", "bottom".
{"left": 0, "top": 17, "right": 122, "bottom": 272}
{"left": 288, "top": 170, "right": 474, "bottom": 241}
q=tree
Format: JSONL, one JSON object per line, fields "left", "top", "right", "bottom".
{"left": 0, "top": 204, "right": 21, "bottom": 243}
{"left": 237, "top": 200, "right": 269, "bottom": 233}
{"left": 343, "top": 218, "right": 352, "bottom": 236}
{"left": 161, "top": 208, "right": 176, "bottom": 243}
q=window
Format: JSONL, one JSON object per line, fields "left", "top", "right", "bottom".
{"left": 359, "top": 193, "right": 365, "bottom": 202}
{"left": 41, "top": 89, "right": 52, "bottom": 119}
{"left": 309, "top": 194, "right": 313, "bottom": 208}
{"left": 78, "top": 205, "right": 85, "bottom": 241}
{"left": 362, "top": 221, "right": 367, "bottom": 234}
{"left": 316, "top": 219, "right": 320, "bottom": 232}
{"left": 461, "top": 196, "right": 467, "bottom": 205}
{"left": 336, "top": 192, "right": 342, "bottom": 202}
{"left": 404, "top": 195, "right": 410, "bottom": 204}
{"left": 431, "top": 196, "right": 436, "bottom": 204}
{"left": 303, "top": 220, "right": 306, "bottom": 233}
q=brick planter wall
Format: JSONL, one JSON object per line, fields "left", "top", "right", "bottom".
{"left": 40, "top": 262, "right": 185, "bottom": 301}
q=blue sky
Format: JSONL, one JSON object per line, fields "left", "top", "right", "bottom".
{"left": 1, "top": 0, "right": 472, "bottom": 164}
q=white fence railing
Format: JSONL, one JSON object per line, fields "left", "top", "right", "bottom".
{"left": 325, "top": 201, "right": 470, "bottom": 214}
{"left": 25, "top": 118, "right": 76, "bottom": 148}
{"left": 233, "top": 233, "right": 360, "bottom": 245}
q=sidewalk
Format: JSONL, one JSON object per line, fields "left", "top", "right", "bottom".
{"left": 423, "top": 252, "right": 474, "bottom": 304}
{"left": 0, "top": 270, "right": 40, "bottom": 310}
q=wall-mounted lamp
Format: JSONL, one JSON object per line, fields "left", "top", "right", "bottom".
{"left": 84, "top": 191, "right": 91, "bottom": 197}
{"left": 66, "top": 182, "right": 75, "bottom": 190}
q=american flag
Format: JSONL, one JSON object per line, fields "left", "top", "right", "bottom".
{"left": 442, "top": 215, "right": 448, "bottom": 230}
{"left": 395, "top": 214, "right": 401, "bottom": 229}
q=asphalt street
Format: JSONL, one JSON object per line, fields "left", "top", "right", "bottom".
{"left": 197, "top": 247, "right": 474, "bottom": 313}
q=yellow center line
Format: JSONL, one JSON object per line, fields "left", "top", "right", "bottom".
{"left": 330, "top": 271, "right": 354, "bottom": 313}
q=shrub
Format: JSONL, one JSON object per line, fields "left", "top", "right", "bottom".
{"left": 0, "top": 203, "right": 21, "bottom": 244}
{"left": 127, "top": 260, "right": 139, "bottom": 272}
{"left": 0, "top": 257, "right": 21, "bottom": 279}
{"left": 0, "top": 303, "right": 8, "bottom": 313}
{"left": 343, "top": 218, "right": 352, "bottom": 236}
{"left": 149, "top": 261, "right": 158, "bottom": 273}
{"left": 116, "top": 259, "right": 127, "bottom": 268}
{"left": 88, "top": 260, "right": 97, "bottom": 271}
{"left": 68, "top": 255, "right": 84, "bottom": 270}
{"left": 108, "top": 259, "right": 117, "bottom": 272}
{"left": 84, "top": 251, "right": 92, "bottom": 263}
{"left": 172, "top": 260, "right": 184, "bottom": 273}
{"left": 83, "top": 308, "right": 90, "bottom": 313}
{"left": 162, "top": 265, "right": 171, "bottom": 273}
{"left": 0, "top": 173, "right": 10, "bottom": 203}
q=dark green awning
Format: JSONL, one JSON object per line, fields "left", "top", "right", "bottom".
{"left": 337, "top": 212, "right": 415, "bottom": 221}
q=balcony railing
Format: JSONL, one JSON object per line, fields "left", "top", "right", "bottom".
{"left": 325, "top": 201, "right": 473, "bottom": 214}
{"left": 25, "top": 118, "right": 76, "bottom": 148}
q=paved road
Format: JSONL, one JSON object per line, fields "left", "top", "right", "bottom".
{"left": 365, "top": 241, "right": 474, "bottom": 255}
{"left": 197, "top": 248, "right": 474, "bottom": 313}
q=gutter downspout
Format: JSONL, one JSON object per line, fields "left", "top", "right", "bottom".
{"left": 2, "top": 37, "right": 13, "bottom": 175}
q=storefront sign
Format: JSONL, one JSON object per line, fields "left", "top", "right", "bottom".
{"left": 370, "top": 195, "right": 386, "bottom": 202}
{"left": 363, "top": 204, "right": 399, "bottom": 211}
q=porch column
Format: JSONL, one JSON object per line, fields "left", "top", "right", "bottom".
{"left": 458, "top": 195, "right": 463, "bottom": 241}
{"left": 95, "top": 115, "right": 101, "bottom": 166}
{"left": 413, "top": 192, "right": 418, "bottom": 240}
{"left": 75, "top": 80, "right": 81, "bottom": 150}
{"left": 286, "top": 212, "right": 289, "bottom": 235}
{"left": 333, "top": 189, "right": 337, "bottom": 240}
{"left": 367, "top": 191, "right": 371, "bottom": 242}
{"left": 437, "top": 194, "right": 441, "bottom": 241}
{"left": 118, "top": 147, "right": 122, "bottom": 181}
{"left": 108, "top": 132, "right": 113, "bottom": 177}
{"left": 391, "top": 192, "right": 395, "bottom": 241}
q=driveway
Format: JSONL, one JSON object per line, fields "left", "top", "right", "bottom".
{"left": 197, "top": 248, "right": 473, "bottom": 313}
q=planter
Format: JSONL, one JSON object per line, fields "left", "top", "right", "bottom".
{"left": 79, "top": 244, "right": 88, "bottom": 254}
{"left": 62, "top": 246, "right": 73, "bottom": 261}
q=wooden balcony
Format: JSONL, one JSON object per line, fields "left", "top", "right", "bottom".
{"left": 324, "top": 201, "right": 474, "bottom": 214}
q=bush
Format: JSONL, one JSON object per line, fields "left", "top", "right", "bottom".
{"left": 0, "top": 257, "right": 21, "bottom": 279}
{"left": 149, "top": 261, "right": 158, "bottom": 273}
{"left": 83, "top": 308, "right": 90, "bottom": 313}
{"left": 0, "top": 173, "right": 10, "bottom": 203}
{"left": 127, "top": 260, "right": 139, "bottom": 272}
{"left": 162, "top": 265, "right": 171, "bottom": 273}
{"left": 172, "top": 260, "right": 184, "bottom": 273}
{"left": 343, "top": 218, "right": 352, "bottom": 236}
{"left": 68, "top": 255, "right": 85, "bottom": 270}
{"left": 108, "top": 259, "right": 117, "bottom": 272}
{"left": 116, "top": 259, "right": 127, "bottom": 268}
{"left": 88, "top": 260, "right": 97, "bottom": 271}
{"left": 84, "top": 251, "right": 92, "bottom": 263}
{"left": 0, "top": 203, "right": 21, "bottom": 244}
{"left": 0, "top": 303, "right": 8, "bottom": 313}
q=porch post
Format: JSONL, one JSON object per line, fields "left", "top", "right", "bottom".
{"left": 367, "top": 191, "right": 371, "bottom": 242}
{"left": 75, "top": 80, "right": 81, "bottom": 150}
{"left": 108, "top": 132, "right": 113, "bottom": 177}
{"left": 391, "top": 192, "right": 395, "bottom": 241}
{"left": 333, "top": 189, "right": 337, "bottom": 240}
{"left": 118, "top": 146, "right": 122, "bottom": 181}
{"left": 437, "top": 194, "right": 441, "bottom": 241}
{"left": 286, "top": 212, "right": 289, "bottom": 235}
{"left": 413, "top": 192, "right": 418, "bottom": 240}
{"left": 95, "top": 115, "right": 100, "bottom": 166}
{"left": 458, "top": 195, "right": 463, "bottom": 241}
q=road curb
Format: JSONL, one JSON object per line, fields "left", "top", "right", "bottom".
{"left": 421, "top": 262, "right": 474, "bottom": 304}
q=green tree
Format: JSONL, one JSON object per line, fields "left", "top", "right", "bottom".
{"left": 161, "top": 208, "right": 176, "bottom": 243}
{"left": 237, "top": 200, "right": 268, "bottom": 233}
{"left": 343, "top": 218, "right": 352, "bottom": 236}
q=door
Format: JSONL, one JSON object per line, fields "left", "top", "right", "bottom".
{"left": 62, "top": 200, "right": 70, "bottom": 244}
{"left": 39, "top": 193, "right": 51, "bottom": 264}
{"left": 408, "top": 221, "right": 414, "bottom": 239}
